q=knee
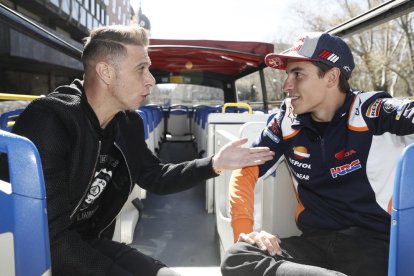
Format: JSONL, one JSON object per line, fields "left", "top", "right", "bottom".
{"left": 221, "top": 242, "right": 267, "bottom": 276}
{"left": 156, "top": 267, "right": 181, "bottom": 276}
{"left": 225, "top": 241, "right": 260, "bottom": 256}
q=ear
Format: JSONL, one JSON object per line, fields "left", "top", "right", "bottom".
{"left": 95, "top": 62, "right": 113, "bottom": 85}
{"left": 326, "top": 67, "right": 341, "bottom": 88}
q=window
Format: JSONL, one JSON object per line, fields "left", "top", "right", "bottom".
{"left": 149, "top": 84, "right": 224, "bottom": 107}
{"left": 61, "top": 0, "right": 70, "bottom": 15}
{"left": 79, "top": 7, "right": 87, "bottom": 27}
{"left": 71, "top": 1, "right": 79, "bottom": 20}
{"left": 90, "top": 0, "right": 95, "bottom": 15}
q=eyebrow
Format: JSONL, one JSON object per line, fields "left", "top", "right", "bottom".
{"left": 286, "top": 66, "right": 305, "bottom": 74}
{"left": 134, "top": 60, "right": 151, "bottom": 69}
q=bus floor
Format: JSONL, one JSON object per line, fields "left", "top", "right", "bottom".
{"left": 130, "top": 141, "right": 221, "bottom": 275}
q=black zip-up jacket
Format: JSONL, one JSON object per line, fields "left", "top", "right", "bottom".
{"left": 0, "top": 79, "right": 217, "bottom": 275}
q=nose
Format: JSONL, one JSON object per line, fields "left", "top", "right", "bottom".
{"left": 145, "top": 70, "right": 156, "bottom": 87}
{"left": 282, "top": 75, "right": 293, "bottom": 94}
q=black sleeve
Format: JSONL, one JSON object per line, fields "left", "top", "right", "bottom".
{"left": 365, "top": 97, "right": 414, "bottom": 137}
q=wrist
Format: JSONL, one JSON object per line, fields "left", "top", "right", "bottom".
{"left": 212, "top": 155, "right": 223, "bottom": 175}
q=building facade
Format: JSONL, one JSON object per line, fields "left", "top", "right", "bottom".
{"left": 0, "top": 0, "right": 134, "bottom": 95}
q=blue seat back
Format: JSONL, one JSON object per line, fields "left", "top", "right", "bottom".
{"left": 137, "top": 110, "right": 149, "bottom": 140}
{"left": 0, "top": 109, "right": 24, "bottom": 131}
{"left": 139, "top": 106, "right": 154, "bottom": 132}
{"left": 0, "top": 130, "right": 51, "bottom": 276}
{"left": 389, "top": 143, "right": 414, "bottom": 276}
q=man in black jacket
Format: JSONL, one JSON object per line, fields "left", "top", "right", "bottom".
{"left": 0, "top": 25, "right": 274, "bottom": 276}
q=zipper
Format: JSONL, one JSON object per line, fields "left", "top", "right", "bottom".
{"left": 114, "top": 142, "right": 133, "bottom": 193}
{"left": 70, "top": 141, "right": 102, "bottom": 220}
{"left": 319, "top": 137, "right": 326, "bottom": 167}
{"left": 97, "top": 142, "right": 133, "bottom": 237}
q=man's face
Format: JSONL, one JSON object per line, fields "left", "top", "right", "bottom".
{"left": 110, "top": 44, "right": 155, "bottom": 111}
{"left": 282, "top": 60, "right": 330, "bottom": 116}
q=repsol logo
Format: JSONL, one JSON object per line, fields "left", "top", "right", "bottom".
{"left": 289, "top": 157, "right": 312, "bottom": 169}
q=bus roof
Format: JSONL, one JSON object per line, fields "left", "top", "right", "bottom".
{"left": 148, "top": 39, "right": 274, "bottom": 86}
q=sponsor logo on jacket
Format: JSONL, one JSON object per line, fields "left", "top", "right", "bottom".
{"left": 382, "top": 98, "right": 404, "bottom": 113}
{"left": 330, "top": 159, "right": 362, "bottom": 178}
{"left": 291, "top": 170, "right": 310, "bottom": 180}
{"left": 366, "top": 99, "right": 382, "bottom": 118}
{"left": 264, "top": 128, "right": 280, "bottom": 143}
{"left": 403, "top": 105, "right": 414, "bottom": 122}
{"left": 293, "top": 146, "right": 310, "bottom": 159}
{"left": 334, "top": 149, "right": 356, "bottom": 161}
{"left": 289, "top": 157, "right": 311, "bottom": 169}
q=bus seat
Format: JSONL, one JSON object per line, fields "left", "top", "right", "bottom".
{"left": 143, "top": 104, "right": 165, "bottom": 150}
{"left": 389, "top": 143, "right": 414, "bottom": 276}
{"left": 245, "top": 117, "right": 300, "bottom": 239}
{"left": 214, "top": 121, "right": 267, "bottom": 259}
{"left": 137, "top": 109, "right": 150, "bottom": 142}
{"left": 213, "top": 120, "right": 301, "bottom": 260}
{"left": 140, "top": 106, "right": 162, "bottom": 152}
{"left": 138, "top": 107, "right": 156, "bottom": 152}
{"left": 113, "top": 112, "right": 148, "bottom": 244}
{"left": 198, "top": 106, "right": 219, "bottom": 156}
{"left": 0, "top": 109, "right": 24, "bottom": 131}
{"left": 112, "top": 185, "right": 142, "bottom": 244}
{"left": 260, "top": 160, "right": 301, "bottom": 238}
{"left": 207, "top": 112, "right": 270, "bottom": 213}
{"left": 165, "top": 105, "right": 193, "bottom": 142}
{"left": 0, "top": 130, "right": 51, "bottom": 276}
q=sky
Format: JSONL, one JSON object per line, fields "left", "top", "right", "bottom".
{"left": 129, "top": 0, "right": 342, "bottom": 43}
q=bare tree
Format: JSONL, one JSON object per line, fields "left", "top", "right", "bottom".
{"left": 292, "top": 0, "right": 414, "bottom": 96}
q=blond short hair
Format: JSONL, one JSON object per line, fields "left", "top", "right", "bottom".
{"left": 82, "top": 25, "right": 148, "bottom": 70}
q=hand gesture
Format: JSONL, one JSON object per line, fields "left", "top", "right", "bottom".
{"left": 212, "top": 138, "right": 274, "bottom": 171}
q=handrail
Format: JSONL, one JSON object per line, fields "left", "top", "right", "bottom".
{"left": 327, "top": 0, "right": 414, "bottom": 38}
{"left": 0, "top": 93, "right": 41, "bottom": 101}
{"left": 221, "top": 103, "right": 252, "bottom": 114}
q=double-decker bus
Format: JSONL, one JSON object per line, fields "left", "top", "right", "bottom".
{"left": 1, "top": 1, "right": 414, "bottom": 275}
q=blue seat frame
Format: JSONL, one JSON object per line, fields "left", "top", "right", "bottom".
{"left": 0, "top": 130, "right": 51, "bottom": 275}
{"left": 0, "top": 109, "right": 24, "bottom": 131}
{"left": 389, "top": 143, "right": 414, "bottom": 276}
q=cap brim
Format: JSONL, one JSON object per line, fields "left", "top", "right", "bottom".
{"left": 265, "top": 51, "right": 315, "bottom": 70}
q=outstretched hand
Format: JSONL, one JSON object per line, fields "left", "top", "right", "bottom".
{"left": 212, "top": 138, "right": 274, "bottom": 171}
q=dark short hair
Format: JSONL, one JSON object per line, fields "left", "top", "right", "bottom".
{"left": 82, "top": 25, "right": 149, "bottom": 70}
{"left": 311, "top": 61, "right": 350, "bottom": 93}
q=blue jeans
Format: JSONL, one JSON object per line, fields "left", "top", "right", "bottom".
{"left": 221, "top": 227, "right": 389, "bottom": 276}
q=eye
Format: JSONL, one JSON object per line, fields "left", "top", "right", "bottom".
{"left": 294, "top": 71, "right": 302, "bottom": 79}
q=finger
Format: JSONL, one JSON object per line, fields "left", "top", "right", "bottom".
{"left": 238, "top": 233, "right": 255, "bottom": 245}
{"left": 255, "top": 239, "right": 267, "bottom": 252}
{"left": 231, "top": 137, "right": 248, "bottom": 147}
{"left": 249, "top": 150, "right": 275, "bottom": 158}
{"left": 249, "top": 146, "right": 272, "bottom": 153}
{"left": 263, "top": 238, "right": 278, "bottom": 256}
{"left": 268, "top": 236, "right": 282, "bottom": 256}
{"left": 250, "top": 151, "right": 275, "bottom": 161}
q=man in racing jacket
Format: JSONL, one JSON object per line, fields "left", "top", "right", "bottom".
{"left": 221, "top": 32, "right": 414, "bottom": 276}
{"left": 0, "top": 25, "right": 274, "bottom": 276}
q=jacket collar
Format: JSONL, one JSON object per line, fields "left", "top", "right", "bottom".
{"left": 292, "top": 91, "right": 356, "bottom": 129}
